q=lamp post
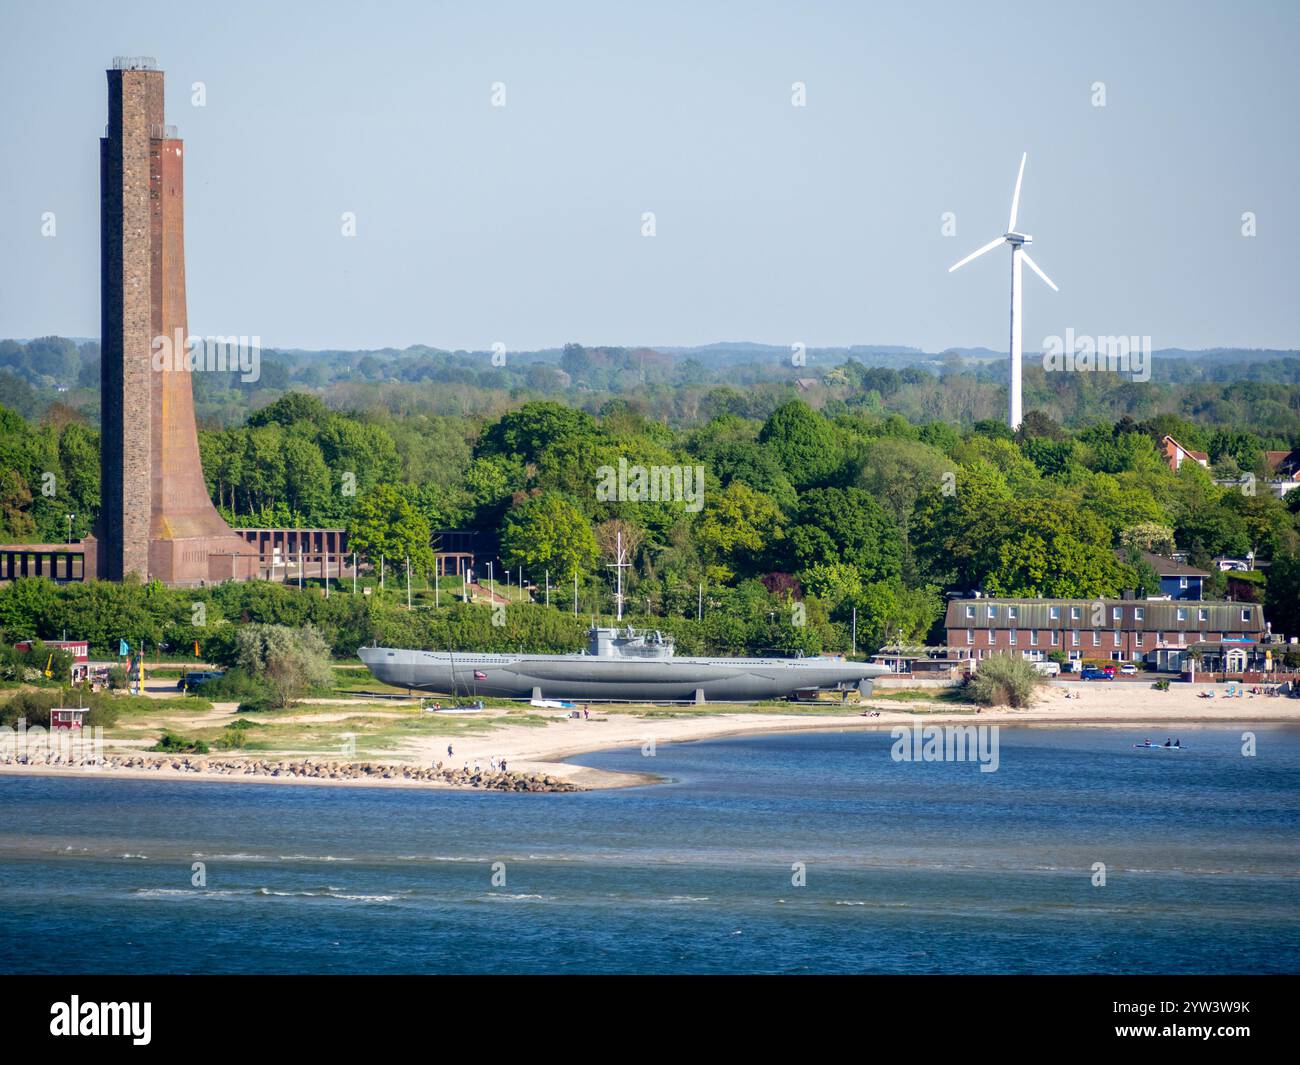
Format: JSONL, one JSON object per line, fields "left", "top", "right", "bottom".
{"left": 66, "top": 513, "right": 75, "bottom": 544}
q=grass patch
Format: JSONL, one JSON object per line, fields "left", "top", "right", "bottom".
{"left": 871, "top": 688, "right": 970, "bottom": 704}
{"left": 107, "top": 694, "right": 214, "bottom": 715}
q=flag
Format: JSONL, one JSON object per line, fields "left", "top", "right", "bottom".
{"left": 473, "top": 670, "right": 487, "bottom": 680}
{"left": 193, "top": 640, "right": 200, "bottom": 657}
{"left": 119, "top": 639, "right": 129, "bottom": 657}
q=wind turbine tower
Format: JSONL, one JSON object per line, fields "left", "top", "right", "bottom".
{"left": 948, "top": 153, "right": 1058, "bottom": 430}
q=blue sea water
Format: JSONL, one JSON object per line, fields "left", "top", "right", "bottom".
{"left": 1, "top": 726, "right": 1297, "bottom": 974}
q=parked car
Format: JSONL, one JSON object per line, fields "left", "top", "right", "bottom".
{"left": 1102, "top": 664, "right": 1116, "bottom": 677}
{"left": 1031, "top": 661, "right": 1061, "bottom": 677}
{"left": 1080, "top": 667, "right": 1112, "bottom": 680}
{"left": 177, "top": 670, "right": 224, "bottom": 691}
{"left": 1119, "top": 663, "right": 1139, "bottom": 675}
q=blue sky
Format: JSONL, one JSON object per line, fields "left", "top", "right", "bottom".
{"left": 0, "top": 0, "right": 1296, "bottom": 352}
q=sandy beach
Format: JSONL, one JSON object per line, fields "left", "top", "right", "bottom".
{"left": 397, "top": 682, "right": 1300, "bottom": 787}
{"left": 2, "top": 680, "right": 1296, "bottom": 791}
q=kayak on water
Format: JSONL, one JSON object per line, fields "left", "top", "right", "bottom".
{"left": 1132, "top": 742, "right": 1185, "bottom": 749}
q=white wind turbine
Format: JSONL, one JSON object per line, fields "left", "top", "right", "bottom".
{"left": 948, "top": 152, "right": 1058, "bottom": 430}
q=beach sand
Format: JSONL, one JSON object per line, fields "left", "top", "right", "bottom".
{"left": 397, "top": 682, "right": 1300, "bottom": 787}
{"left": 2, "top": 680, "right": 1295, "bottom": 791}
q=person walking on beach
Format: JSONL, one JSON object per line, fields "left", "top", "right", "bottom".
{"left": 447, "top": 744, "right": 454, "bottom": 757}
{"left": 583, "top": 706, "right": 590, "bottom": 721}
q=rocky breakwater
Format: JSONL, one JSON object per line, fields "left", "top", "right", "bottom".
{"left": 0, "top": 751, "right": 583, "bottom": 792}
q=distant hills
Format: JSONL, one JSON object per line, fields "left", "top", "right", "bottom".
{"left": 9, "top": 337, "right": 1296, "bottom": 366}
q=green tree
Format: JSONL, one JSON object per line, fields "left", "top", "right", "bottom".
{"left": 347, "top": 484, "right": 435, "bottom": 573}
{"left": 789, "top": 486, "right": 903, "bottom": 583}
{"left": 499, "top": 490, "right": 598, "bottom": 580}
{"left": 1264, "top": 552, "right": 1300, "bottom": 639}
{"left": 232, "top": 623, "right": 334, "bottom": 707}
{"left": 477, "top": 401, "right": 597, "bottom": 463}
{"left": 757, "top": 400, "right": 842, "bottom": 488}
{"left": 281, "top": 435, "right": 333, "bottom": 521}
{"left": 695, "top": 482, "right": 786, "bottom": 582}
{"left": 851, "top": 579, "right": 944, "bottom": 651}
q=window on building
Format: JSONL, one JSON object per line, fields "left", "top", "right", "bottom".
{"left": 1178, "top": 632, "right": 1185, "bottom": 647}
{"left": 965, "top": 605, "right": 975, "bottom": 619}
{"left": 1198, "top": 608, "right": 1208, "bottom": 622}
{"left": 1113, "top": 631, "right": 1121, "bottom": 646}
{"left": 1071, "top": 631, "right": 1080, "bottom": 646}
{"left": 1241, "top": 609, "right": 1251, "bottom": 623}
{"left": 1180, "top": 577, "right": 1189, "bottom": 589}
{"left": 966, "top": 629, "right": 974, "bottom": 644}
{"left": 1112, "top": 607, "right": 1121, "bottom": 621}
{"left": 987, "top": 630, "right": 994, "bottom": 644}
{"left": 1049, "top": 606, "right": 1060, "bottom": 620}
{"left": 987, "top": 606, "right": 996, "bottom": 619}
{"left": 1008, "top": 606, "right": 1018, "bottom": 621}
{"left": 1009, "top": 630, "right": 1017, "bottom": 645}
{"left": 1070, "top": 607, "right": 1081, "bottom": 621}
{"left": 1135, "top": 607, "right": 1144, "bottom": 621}
{"left": 1177, "top": 608, "right": 1187, "bottom": 621}
{"left": 1050, "top": 631, "right": 1059, "bottom": 645}
{"left": 1092, "top": 631, "right": 1100, "bottom": 646}
{"left": 1030, "top": 629, "right": 1038, "bottom": 645}
{"left": 1135, "top": 633, "right": 1144, "bottom": 646}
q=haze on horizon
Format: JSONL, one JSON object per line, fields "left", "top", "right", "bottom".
{"left": 0, "top": 0, "right": 1296, "bottom": 354}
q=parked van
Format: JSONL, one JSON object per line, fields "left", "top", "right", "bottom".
{"left": 1031, "top": 661, "right": 1060, "bottom": 677}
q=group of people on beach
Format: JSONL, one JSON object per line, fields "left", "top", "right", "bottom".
{"left": 439, "top": 744, "right": 506, "bottom": 774}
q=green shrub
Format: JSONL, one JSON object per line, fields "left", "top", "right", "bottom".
{"left": 0, "top": 641, "right": 76, "bottom": 684}
{"left": 1152, "top": 678, "right": 1171, "bottom": 691}
{"left": 965, "top": 654, "right": 1043, "bottom": 708}
{"left": 149, "top": 731, "right": 209, "bottom": 754}
{"left": 190, "top": 668, "right": 272, "bottom": 704}
{"left": 218, "top": 727, "right": 246, "bottom": 750}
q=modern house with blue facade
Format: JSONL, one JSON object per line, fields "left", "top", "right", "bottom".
{"left": 1135, "top": 550, "right": 1209, "bottom": 600}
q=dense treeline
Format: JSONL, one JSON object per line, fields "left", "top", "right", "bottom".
{"left": 3, "top": 331, "right": 1300, "bottom": 653}
{"left": 2, "top": 383, "right": 1299, "bottom": 652}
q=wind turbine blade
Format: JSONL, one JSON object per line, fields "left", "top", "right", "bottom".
{"left": 1021, "top": 251, "right": 1058, "bottom": 291}
{"left": 1008, "top": 152, "right": 1027, "bottom": 231}
{"left": 948, "top": 236, "right": 1007, "bottom": 273}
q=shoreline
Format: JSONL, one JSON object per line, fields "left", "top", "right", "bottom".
{"left": 3, "top": 688, "right": 1297, "bottom": 791}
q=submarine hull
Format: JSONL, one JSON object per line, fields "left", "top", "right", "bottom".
{"left": 358, "top": 647, "right": 889, "bottom": 702}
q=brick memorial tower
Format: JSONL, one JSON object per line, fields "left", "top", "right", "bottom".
{"left": 99, "top": 58, "right": 257, "bottom": 585}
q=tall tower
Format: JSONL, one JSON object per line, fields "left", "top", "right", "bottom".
{"left": 99, "top": 57, "right": 257, "bottom": 585}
